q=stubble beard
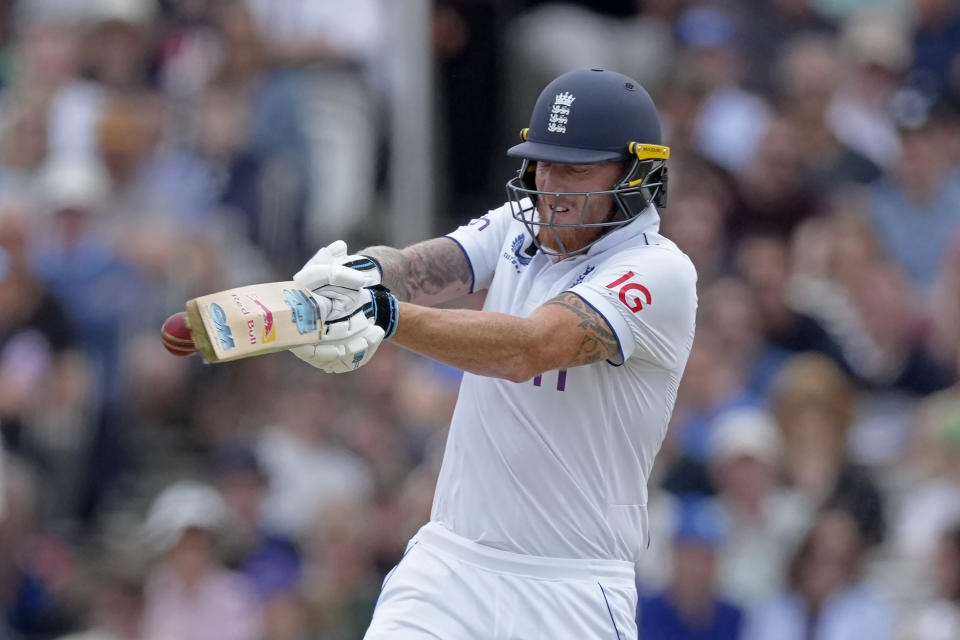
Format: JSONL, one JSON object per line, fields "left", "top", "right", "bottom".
{"left": 535, "top": 198, "right": 613, "bottom": 255}
{"left": 536, "top": 222, "right": 600, "bottom": 255}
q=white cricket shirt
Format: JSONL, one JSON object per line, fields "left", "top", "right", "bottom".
{"left": 431, "top": 202, "right": 698, "bottom": 563}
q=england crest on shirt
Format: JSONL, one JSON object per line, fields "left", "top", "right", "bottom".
{"left": 503, "top": 234, "right": 534, "bottom": 273}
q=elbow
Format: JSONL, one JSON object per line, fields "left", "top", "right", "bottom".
{"left": 500, "top": 346, "right": 552, "bottom": 383}
{"left": 502, "top": 365, "right": 536, "bottom": 384}
{"left": 495, "top": 319, "right": 559, "bottom": 383}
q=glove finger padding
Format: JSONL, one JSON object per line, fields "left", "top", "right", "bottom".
{"left": 302, "top": 240, "right": 348, "bottom": 268}
{"left": 289, "top": 343, "right": 343, "bottom": 368}
{"left": 323, "top": 310, "right": 374, "bottom": 341}
{"left": 324, "top": 326, "right": 385, "bottom": 373}
{"left": 296, "top": 263, "right": 370, "bottom": 292}
{"left": 295, "top": 243, "right": 380, "bottom": 288}
{"left": 289, "top": 325, "right": 385, "bottom": 373}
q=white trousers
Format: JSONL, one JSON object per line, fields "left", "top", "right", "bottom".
{"left": 365, "top": 522, "right": 638, "bottom": 639}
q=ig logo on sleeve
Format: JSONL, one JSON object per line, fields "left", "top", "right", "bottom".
{"left": 606, "top": 272, "right": 651, "bottom": 313}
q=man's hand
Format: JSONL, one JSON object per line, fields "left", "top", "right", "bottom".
{"left": 290, "top": 245, "right": 399, "bottom": 373}
{"left": 290, "top": 324, "right": 386, "bottom": 373}
{"left": 296, "top": 262, "right": 399, "bottom": 339}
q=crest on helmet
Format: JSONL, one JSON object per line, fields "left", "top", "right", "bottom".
{"left": 548, "top": 92, "right": 575, "bottom": 134}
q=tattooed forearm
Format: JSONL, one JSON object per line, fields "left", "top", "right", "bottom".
{"left": 542, "top": 293, "right": 620, "bottom": 366}
{"left": 363, "top": 238, "right": 472, "bottom": 305}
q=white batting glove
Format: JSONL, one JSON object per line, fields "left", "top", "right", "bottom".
{"left": 292, "top": 243, "right": 398, "bottom": 374}
{"left": 297, "top": 262, "right": 370, "bottom": 322}
{"left": 295, "top": 240, "right": 381, "bottom": 287}
{"left": 295, "top": 260, "right": 398, "bottom": 327}
{"left": 289, "top": 324, "right": 386, "bottom": 373}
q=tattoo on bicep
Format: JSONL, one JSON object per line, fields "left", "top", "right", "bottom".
{"left": 543, "top": 293, "right": 620, "bottom": 366}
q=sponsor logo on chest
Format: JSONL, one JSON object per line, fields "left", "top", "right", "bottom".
{"left": 568, "top": 264, "right": 595, "bottom": 287}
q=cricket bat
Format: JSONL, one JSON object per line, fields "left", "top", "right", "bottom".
{"left": 183, "top": 281, "right": 322, "bottom": 363}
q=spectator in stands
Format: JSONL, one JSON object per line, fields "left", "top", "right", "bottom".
{"left": 898, "top": 522, "right": 960, "bottom": 640}
{"left": 256, "top": 385, "right": 373, "bottom": 539}
{"left": 744, "top": 508, "right": 893, "bottom": 640}
{"left": 244, "top": 0, "right": 384, "bottom": 249}
{"left": 300, "top": 499, "right": 380, "bottom": 640}
{"left": 868, "top": 89, "right": 960, "bottom": 293}
{"left": 141, "top": 481, "right": 263, "bottom": 640}
{"left": 81, "top": 0, "right": 155, "bottom": 91}
{"left": 735, "top": 0, "right": 836, "bottom": 94}
{"left": 659, "top": 191, "right": 727, "bottom": 290}
{"left": 827, "top": 10, "right": 910, "bottom": 171}
{"left": 680, "top": 6, "right": 772, "bottom": 176}
{"left": 57, "top": 565, "right": 144, "bottom": 640}
{"left": 771, "top": 354, "right": 886, "bottom": 546}
{"left": 909, "top": 0, "right": 960, "bottom": 105}
{"left": 0, "top": 207, "right": 98, "bottom": 518}
{"left": 665, "top": 325, "right": 759, "bottom": 471}
{"left": 0, "top": 454, "right": 77, "bottom": 637}
{"left": 698, "top": 277, "right": 789, "bottom": 397}
{"left": 638, "top": 495, "right": 744, "bottom": 640}
{"left": 0, "top": 96, "right": 49, "bottom": 203}
{"left": 735, "top": 236, "right": 849, "bottom": 368}
{"left": 723, "top": 117, "right": 821, "bottom": 242}
{"left": 211, "top": 444, "right": 305, "bottom": 640}
{"left": 776, "top": 35, "right": 883, "bottom": 185}
{"left": 708, "top": 407, "right": 813, "bottom": 607}
{"left": 789, "top": 197, "right": 955, "bottom": 393}
{"left": 895, "top": 396, "right": 960, "bottom": 569}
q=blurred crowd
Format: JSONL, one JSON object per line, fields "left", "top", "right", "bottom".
{"left": 0, "top": 0, "right": 959, "bottom": 638}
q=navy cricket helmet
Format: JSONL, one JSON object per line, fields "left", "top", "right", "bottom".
{"left": 505, "top": 69, "right": 670, "bottom": 258}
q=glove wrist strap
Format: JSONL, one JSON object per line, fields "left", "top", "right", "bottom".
{"left": 366, "top": 284, "right": 399, "bottom": 339}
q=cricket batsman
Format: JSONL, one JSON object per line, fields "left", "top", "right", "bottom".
{"left": 292, "top": 69, "right": 697, "bottom": 639}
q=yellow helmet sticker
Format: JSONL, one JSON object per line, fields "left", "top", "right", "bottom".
{"left": 628, "top": 142, "right": 670, "bottom": 160}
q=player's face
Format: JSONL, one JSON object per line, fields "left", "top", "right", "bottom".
{"left": 534, "top": 161, "right": 624, "bottom": 254}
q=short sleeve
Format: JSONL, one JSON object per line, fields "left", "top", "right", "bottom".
{"left": 445, "top": 204, "right": 515, "bottom": 293}
{"left": 567, "top": 248, "right": 698, "bottom": 368}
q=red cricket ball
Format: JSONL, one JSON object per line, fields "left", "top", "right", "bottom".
{"left": 161, "top": 311, "right": 196, "bottom": 356}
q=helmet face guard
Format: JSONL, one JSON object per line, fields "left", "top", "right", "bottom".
{"left": 505, "top": 143, "right": 669, "bottom": 259}
{"left": 504, "top": 69, "right": 670, "bottom": 259}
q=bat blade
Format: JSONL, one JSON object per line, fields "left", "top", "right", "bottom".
{"left": 185, "top": 281, "right": 322, "bottom": 363}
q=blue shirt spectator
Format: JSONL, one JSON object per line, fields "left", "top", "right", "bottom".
{"left": 638, "top": 496, "right": 744, "bottom": 640}
{"left": 867, "top": 91, "right": 960, "bottom": 292}
{"left": 639, "top": 593, "right": 743, "bottom": 640}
